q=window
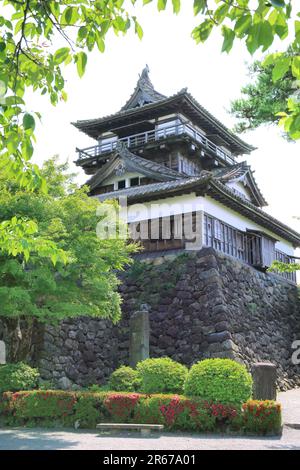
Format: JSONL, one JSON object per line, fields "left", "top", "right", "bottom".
{"left": 130, "top": 177, "right": 140, "bottom": 187}
{"left": 117, "top": 180, "right": 126, "bottom": 189}
{"left": 204, "top": 214, "right": 247, "bottom": 262}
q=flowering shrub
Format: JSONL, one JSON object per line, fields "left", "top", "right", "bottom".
{"left": 136, "top": 358, "right": 188, "bottom": 394}
{"left": 0, "top": 363, "right": 39, "bottom": 394}
{"left": 241, "top": 400, "right": 282, "bottom": 434}
{"left": 1, "top": 390, "right": 78, "bottom": 426}
{"left": 159, "top": 396, "right": 216, "bottom": 431}
{"left": 0, "top": 390, "right": 282, "bottom": 435}
{"left": 104, "top": 393, "right": 141, "bottom": 422}
{"left": 184, "top": 359, "right": 253, "bottom": 405}
{"left": 108, "top": 366, "right": 141, "bottom": 392}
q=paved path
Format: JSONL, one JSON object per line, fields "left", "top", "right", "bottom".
{"left": 0, "top": 427, "right": 299, "bottom": 450}
{"left": 0, "top": 389, "right": 299, "bottom": 450}
{"left": 278, "top": 388, "right": 300, "bottom": 427}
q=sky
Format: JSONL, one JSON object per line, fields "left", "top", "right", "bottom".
{"left": 27, "top": 1, "right": 300, "bottom": 235}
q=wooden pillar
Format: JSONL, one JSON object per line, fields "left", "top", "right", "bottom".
{"left": 252, "top": 362, "right": 277, "bottom": 401}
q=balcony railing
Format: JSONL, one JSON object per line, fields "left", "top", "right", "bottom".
{"left": 76, "top": 123, "right": 236, "bottom": 166}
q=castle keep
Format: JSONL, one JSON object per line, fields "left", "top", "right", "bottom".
{"left": 2, "top": 67, "right": 299, "bottom": 389}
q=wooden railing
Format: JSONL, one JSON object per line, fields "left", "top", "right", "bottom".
{"left": 76, "top": 123, "right": 236, "bottom": 165}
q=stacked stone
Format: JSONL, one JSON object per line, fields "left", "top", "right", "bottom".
{"left": 1, "top": 248, "right": 299, "bottom": 390}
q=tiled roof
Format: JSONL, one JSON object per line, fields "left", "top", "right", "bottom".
{"left": 96, "top": 175, "right": 209, "bottom": 201}
{"left": 71, "top": 68, "right": 254, "bottom": 154}
{"left": 87, "top": 142, "right": 185, "bottom": 190}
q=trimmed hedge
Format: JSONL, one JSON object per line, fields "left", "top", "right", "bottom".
{"left": 136, "top": 357, "right": 188, "bottom": 394}
{"left": 0, "top": 391, "right": 281, "bottom": 435}
{"left": 0, "top": 363, "right": 39, "bottom": 394}
{"left": 184, "top": 359, "right": 253, "bottom": 405}
{"left": 108, "top": 366, "right": 141, "bottom": 392}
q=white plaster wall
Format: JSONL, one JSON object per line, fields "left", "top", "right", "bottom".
{"left": 97, "top": 189, "right": 295, "bottom": 255}
{"left": 126, "top": 193, "right": 294, "bottom": 255}
{"left": 202, "top": 196, "right": 294, "bottom": 255}
{"left": 126, "top": 193, "right": 204, "bottom": 222}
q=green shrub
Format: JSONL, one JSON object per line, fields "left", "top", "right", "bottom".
{"left": 88, "top": 384, "right": 110, "bottom": 392}
{"left": 184, "top": 359, "right": 253, "bottom": 405}
{"left": 0, "top": 362, "right": 39, "bottom": 394}
{"left": 74, "top": 393, "right": 108, "bottom": 428}
{"left": 136, "top": 357, "right": 188, "bottom": 394}
{"left": 108, "top": 366, "right": 141, "bottom": 392}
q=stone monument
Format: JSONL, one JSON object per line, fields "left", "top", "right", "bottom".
{"left": 129, "top": 304, "right": 150, "bottom": 367}
{"left": 0, "top": 340, "right": 6, "bottom": 365}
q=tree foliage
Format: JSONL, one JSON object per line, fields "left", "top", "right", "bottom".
{"left": 0, "top": 0, "right": 143, "bottom": 257}
{"left": 142, "top": 0, "right": 300, "bottom": 139}
{"left": 230, "top": 51, "right": 296, "bottom": 135}
{"left": 0, "top": 157, "right": 136, "bottom": 323}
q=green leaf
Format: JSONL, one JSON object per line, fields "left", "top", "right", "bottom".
{"left": 292, "top": 56, "right": 300, "bottom": 80}
{"left": 21, "top": 139, "right": 34, "bottom": 160}
{"left": 193, "top": 0, "right": 206, "bottom": 15}
{"left": 76, "top": 51, "right": 87, "bottom": 78}
{"left": 272, "top": 56, "right": 291, "bottom": 81}
{"left": 221, "top": 26, "right": 235, "bottom": 53}
{"left": 234, "top": 15, "right": 252, "bottom": 37}
{"left": 192, "top": 20, "right": 214, "bottom": 44}
{"left": 53, "top": 47, "right": 70, "bottom": 65}
{"left": 172, "top": 0, "right": 181, "bottom": 14}
{"left": 246, "top": 21, "right": 274, "bottom": 54}
{"left": 289, "top": 112, "right": 300, "bottom": 135}
{"left": 246, "top": 28, "right": 258, "bottom": 55}
{"left": 23, "top": 113, "right": 35, "bottom": 131}
{"left": 157, "top": 0, "right": 167, "bottom": 11}
{"left": 78, "top": 26, "right": 88, "bottom": 41}
{"left": 61, "top": 6, "right": 79, "bottom": 25}
{"left": 214, "top": 4, "right": 230, "bottom": 23}
{"left": 258, "top": 21, "right": 274, "bottom": 51}
{"left": 134, "top": 19, "right": 143, "bottom": 40}
{"left": 95, "top": 32, "right": 105, "bottom": 52}
{"left": 295, "top": 20, "right": 300, "bottom": 44}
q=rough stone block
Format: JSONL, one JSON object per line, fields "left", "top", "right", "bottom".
{"left": 252, "top": 362, "right": 277, "bottom": 400}
{"left": 207, "top": 331, "right": 231, "bottom": 344}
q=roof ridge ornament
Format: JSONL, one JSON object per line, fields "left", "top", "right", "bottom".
{"left": 139, "top": 64, "right": 150, "bottom": 83}
{"left": 120, "top": 65, "right": 166, "bottom": 111}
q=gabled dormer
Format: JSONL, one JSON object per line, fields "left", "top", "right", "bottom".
{"left": 87, "top": 142, "right": 186, "bottom": 196}
{"left": 213, "top": 162, "right": 267, "bottom": 207}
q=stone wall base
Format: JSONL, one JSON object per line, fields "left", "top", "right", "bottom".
{"left": 1, "top": 248, "right": 299, "bottom": 390}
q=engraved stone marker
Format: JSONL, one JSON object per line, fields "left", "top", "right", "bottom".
{"left": 129, "top": 304, "right": 150, "bottom": 368}
{"left": 252, "top": 362, "right": 277, "bottom": 400}
{"left": 0, "top": 340, "right": 6, "bottom": 365}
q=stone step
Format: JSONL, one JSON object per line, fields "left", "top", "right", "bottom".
{"left": 96, "top": 423, "right": 164, "bottom": 436}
